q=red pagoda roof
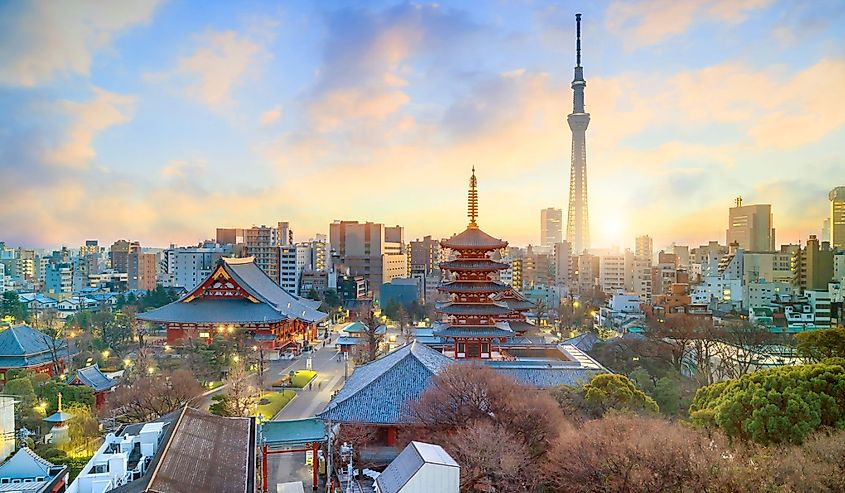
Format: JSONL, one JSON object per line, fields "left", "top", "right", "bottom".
{"left": 440, "top": 226, "right": 508, "bottom": 250}
{"left": 439, "top": 259, "right": 508, "bottom": 271}
{"left": 436, "top": 302, "right": 512, "bottom": 316}
{"left": 438, "top": 280, "right": 509, "bottom": 294}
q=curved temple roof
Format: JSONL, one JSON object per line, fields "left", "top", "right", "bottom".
{"left": 440, "top": 226, "right": 508, "bottom": 251}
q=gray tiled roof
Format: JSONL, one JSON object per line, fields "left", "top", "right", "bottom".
{"left": 73, "top": 364, "right": 118, "bottom": 392}
{"left": 439, "top": 259, "right": 508, "bottom": 271}
{"left": 137, "top": 298, "right": 287, "bottom": 324}
{"left": 225, "top": 259, "right": 326, "bottom": 322}
{"left": 493, "top": 366, "right": 602, "bottom": 388}
{"left": 438, "top": 280, "right": 509, "bottom": 293}
{"left": 564, "top": 332, "right": 601, "bottom": 352}
{"left": 0, "top": 324, "right": 66, "bottom": 368}
{"left": 436, "top": 302, "right": 512, "bottom": 315}
{"left": 318, "top": 342, "right": 452, "bottom": 424}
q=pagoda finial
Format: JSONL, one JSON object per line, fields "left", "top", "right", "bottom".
{"left": 57, "top": 392, "right": 62, "bottom": 413}
{"left": 468, "top": 166, "right": 478, "bottom": 227}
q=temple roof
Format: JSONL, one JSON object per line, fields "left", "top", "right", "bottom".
{"left": 0, "top": 324, "right": 68, "bottom": 368}
{"left": 436, "top": 302, "right": 512, "bottom": 316}
{"left": 138, "top": 257, "right": 327, "bottom": 325}
{"left": 437, "top": 280, "right": 510, "bottom": 294}
{"left": 318, "top": 342, "right": 452, "bottom": 424}
{"left": 0, "top": 447, "right": 61, "bottom": 480}
{"left": 431, "top": 324, "right": 515, "bottom": 338}
{"left": 138, "top": 298, "right": 287, "bottom": 324}
{"left": 71, "top": 364, "right": 118, "bottom": 393}
{"left": 440, "top": 226, "right": 508, "bottom": 251}
{"left": 439, "top": 259, "right": 508, "bottom": 271}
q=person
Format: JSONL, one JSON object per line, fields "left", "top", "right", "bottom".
{"left": 318, "top": 381, "right": 322, "bottom": 390}
{"left": 308, "top": 382, "right": 313, "bottom": 391}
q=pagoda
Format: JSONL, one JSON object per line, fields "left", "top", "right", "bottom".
{"left": 434, "top": 168, "right": 515, "bottom": 359}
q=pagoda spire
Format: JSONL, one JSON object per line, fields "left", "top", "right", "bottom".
{"left": 467, "top": 166, "right": 478, "bottom": 228}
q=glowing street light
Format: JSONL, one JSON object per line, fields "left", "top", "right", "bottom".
{"left": 123, "top": 358, "right": 132, "bottom": 367}
{"left": 101, "top": 350, "right": 110, "bottom": 359}
{"left": 147, "top": 367, "right": 156, "bottom": 375}
{"left": 232, "top": 355, "right": 240, "bottom": 363}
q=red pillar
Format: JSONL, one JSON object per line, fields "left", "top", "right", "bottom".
{"left": 262, "top": 444, "right": 269, "bottom": 493}
{"left": 386, "top": 427, "right": 397, "bottom": 447}
{"left": 312, "top": 442, "right": 319, "bottom": 490}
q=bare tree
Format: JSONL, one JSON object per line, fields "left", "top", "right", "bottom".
{"left": 713, "top": 320, "right": 778, "bottom": 379}
{"left": 37, "top": 308, "right": 64, "bottom": 375}
{"left": 104, "top": 368, "right": 202, "bottom": 422}
{"left": 645, "top": 313, "right": 703, "bottom": 374}
{"left": 220, "top": 359, "right": 257, "bottom": 417}
{"left": 353, "top": 306, "right": 382, "bottom": 363}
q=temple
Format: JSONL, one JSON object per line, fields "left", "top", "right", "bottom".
{"left": 138, "top": 257, "right": 328, "bottom": 349}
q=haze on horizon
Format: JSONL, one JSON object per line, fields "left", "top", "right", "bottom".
{"left": 2, "top": 0, "right": 844, "bottom": 251}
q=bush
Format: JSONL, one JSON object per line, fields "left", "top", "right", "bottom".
{"left": 690, "top": 361, "right": 845, "bottom": 445}
{"left": 551, "top": 374, "right": 659, "bottom": 419}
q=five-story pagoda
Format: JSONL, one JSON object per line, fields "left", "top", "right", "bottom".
{"left": 434, "top": 168, "right": 514, "bottom": 359}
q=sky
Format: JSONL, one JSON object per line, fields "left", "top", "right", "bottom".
{"left": 2, "top": 0, "right": 845, "bottom": 252}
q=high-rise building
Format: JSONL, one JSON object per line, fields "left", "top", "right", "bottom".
{"left": 159, "top": 244, "right": 227, "bottom": 290}
{"left": 540, "top": 208, "right": 563, "bottom": 248}
{"left": 216, "top": 228, "right": 245, "bottom": 245}
{"left": 245, "top": 224, "right": 289, "bottom": 283}
{"left": 553, "top": 241, "right": 572, "bottom": 287}
{"left": 635, "top": 235, "right": 653, "bottom": 262}
{"left": 329, "top": 221, "right": 407, "bottom": 296}
{"left": 110, "top": 240, "right": 140, "bottom": 273}
{"left": 565, "top": 13, "right": 590, "bottom": 255}
{"left": 830, "top": 187, "right": 845, "bottom": 250}
{"left": 726, "top": 198, "right": 775, "bottom": 252}
{"left": 410, "top": 236, "right": 441, "bottom": 276}
{"left": 792, "top": 235, "right": 834, "bottom": 291}
{"left": 128, "top": 252, "right": 157, "bottom": 291}
{"left": 599, "top": 253, "right": 626, "bottom": 294}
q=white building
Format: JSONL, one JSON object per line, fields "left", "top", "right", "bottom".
{"left": 280, "top": 246, "right": 300, "bottom": 295}
{"left": 374, "top": 441, "right": 459, "bottom": 493}
{"left": 745, "top": 281, "right": 792, "bottom": 310}
{"left": 597, "top": 291, "right": 644, "bottom": 329}
{"left": 158, "top": 244, "right": 226, "bottom": 290}
{"left": 67, "top": 421, "right": 166, "bottom": 493}
{"left": 598, "top": 253, "right": 625, "bottom": 294}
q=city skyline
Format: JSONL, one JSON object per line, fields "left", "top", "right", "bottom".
{"left": 3, "top": 1, "right": 845, "bottom": 250}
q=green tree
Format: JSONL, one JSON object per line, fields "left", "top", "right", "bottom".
{"left": 306, "top": 288, "right": 320, "bottom": 301}
{"left": 690, "top": 360, "right": 845, "bottom": 445}
{"left": 551, "top": 373, "right": 659, "bottom": 419}
{"left": 651, "top": 377, "right": 682, "bottom": 416}
{"left": 38, "top": 381, "right": 95, "bottom": 413}
{"left": 321, "top": 289, "right": 341, "bottom": 310}
{"left": 796, "top": 327, "right": 845, "bottom": 362}
{"left": 1, "top": 292, "right": 28, "bottom": 322}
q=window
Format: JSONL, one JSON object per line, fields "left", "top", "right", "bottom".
{"left": 457, "top": 343, "right": 465, "bottom": 354}
{"left": 481, "top": 343, "right": 490, "bottom": 354}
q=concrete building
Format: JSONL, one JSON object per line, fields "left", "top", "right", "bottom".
{"left": 159, "top": 244, "right": 227, "bottom": 290}
{"left": 792, "top": 235, "right": 834, "bottom": 292}
{"left": 245, "top": 223, "right": 288, "bottom": 283}
{"left": 330, "top": 221, "right": 407, "bottom": 296}
{"left": 691, "top": 241, "right": 728, "bottom": 278}
{"left": 599, "top": 253, "right": 626, "bottom": 294}
{"left": 540, "top": 208, "right": 563, "bottom": 248}
{"left": 215, "top": 227, "right": 245, "bottom": 245}
{"left": 127, "top": 252, "right": 156, "bottom": 291}
{"left": 745, "top": 281, "right": 793, "bottom": 310}
{"left": 635, "top": 235, "right": 653, "bottom": 263}
{"left": 726, "top": 199, "right": 775, "bottom": 252}
{"left": 280, "top": 245, "right": 299, "bottom": 294}
{"left": 553, "top": 241, "right": 572, "bottom": 287}
{"left": 565, "top": 13, "right": 590, "bottom": 256}
{"left": 110, "top": 240, "right": 140, "bottom": 273}
{"left": 831, "top": 186, "right": 845, "bottom": 250}
{"left": 409, "top": 236, "right": 441, "bottom": 276}
{"left": 523, "top": 246, "right": 554, "bottom": 289}
{"left": 44, "top": 263, "right": 72, "bottom": 296}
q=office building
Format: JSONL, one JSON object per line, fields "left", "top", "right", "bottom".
{"left": 159, "top": 244, "right": 227, "bottom": 290}
{"left": 635, "top": 235, "right": 653, "bottom": 262}
{"left": 726, "top": 198, "right": 775, "bottom": 252}
{"left": 110, "top": 240, "right": 140, "bottom": 273}
{"left": 792, "top": 235, "right": 834, "bottom": 291}
{"left": 831, "top": 187, "right": 845, "bottom": 250}
{"left": 540, "top": 208, "right": 563, "bottom": 248}
{"left": 330, "top": 221, "right": 408, "bottom": 296}
{"left": 128, "top": 252, "right": 157, "bottom": 291}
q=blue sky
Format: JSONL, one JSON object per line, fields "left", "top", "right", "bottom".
{"left": 2, "top": 0, "right": 844, "bottom": 250}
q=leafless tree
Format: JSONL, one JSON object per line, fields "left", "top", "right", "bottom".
{"left": 713, "top": 320, "right": 778, "bottom": 379}
{"left": 353, "top": 306, "right": 382, "bottom": 363}
{"left": 103, "top": 368, "right": 202, "bottom": 422}
{"left": 220, "top": 359, "right": 257, "bottom": 417}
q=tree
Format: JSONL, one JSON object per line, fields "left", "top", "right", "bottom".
{"left": 37, "top": 311, "right": 65, "bottom": 376}
{"left": 321, "top": 289, "right": 342, "bottom": 311}
{"left": 410, "top": 363, "right": 565, "bottom": 491}
{"left": 395, "top": 305, "right": 413, "bottom": 344}
{"left": 103, "top": 368, "right": 202, "bottom": 422}
{"left": 353, "top": 306, "right": 382, "bottom": 363}
{"left": 645, "top": 313, "right": 708, "bottom": 374}
{"left": 796, "top": 327, "right": 845, "bottom": 362}
{"left": 0, "top": 292, "right": 28, "bottom": 322}
{"left": 217, "top": 360, "right": 257, "bottom": 417}
{"left": 305, "top": 288, "right": 320, "bottom": 301}
{"left": 39, "top": 381, "right": 95, "bottom": 412}
{"left": 546, "top": 415, "right": 734, "bottom": 493}
{"left": 690, "top": 360, "right": 845, "bottom": 445}
{"left": 713, "top": 320, "right": 778, "bottom": 379}
{"left": 551, "top": 374, "right": 658, "bottom": 419}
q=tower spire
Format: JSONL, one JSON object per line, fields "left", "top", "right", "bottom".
{"left": 468, "top": 166, "right": 478, "bottom": 227}
{"left": 576, "top": 12, "right": 582, "bottom": 68}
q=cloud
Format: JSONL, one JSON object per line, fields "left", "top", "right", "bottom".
{"left": 605, "top": 0, "right": 772, "bottom": 48}
{"left": 161, "top": 159, "right": 207, "bottom": 178}
{"left": 0, "top": 0, "right": 162, "bottom": 86}
{"left": 149, "top": 30, "right": 269, "bottom": 108}
{"left": 44, "top": 87, "right": 136, "bottom": 169}
{"left": 259, "top": 107, "right": 283, "bottom": 126}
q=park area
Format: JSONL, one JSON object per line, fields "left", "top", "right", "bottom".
{"left": 255, "top": 390, "right": 296, "bottom": 419}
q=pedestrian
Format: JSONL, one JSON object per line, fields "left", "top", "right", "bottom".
{"left": 318, "top": 381, "right": 322, "bottom": 390}
{"left": 308, "top": 382, "right": 313, "bottom": 391}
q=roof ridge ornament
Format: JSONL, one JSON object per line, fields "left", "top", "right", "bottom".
{"left": 468, "top": 166, "right": 478, "bottom": 228}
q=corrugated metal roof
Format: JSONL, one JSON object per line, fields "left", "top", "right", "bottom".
{"left": 318, "top": 342, "right": 452, "bottom": 424}
{"left": 146, "top": 407, "right": 254, "bottom": 493}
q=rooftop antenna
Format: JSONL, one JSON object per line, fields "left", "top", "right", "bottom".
{"left": 735, "top": 196, "right": 743, "bottom": 208}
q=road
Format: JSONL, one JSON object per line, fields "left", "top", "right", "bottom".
{"left": 265, "top": 331, "right": 350, "bottom": 491}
